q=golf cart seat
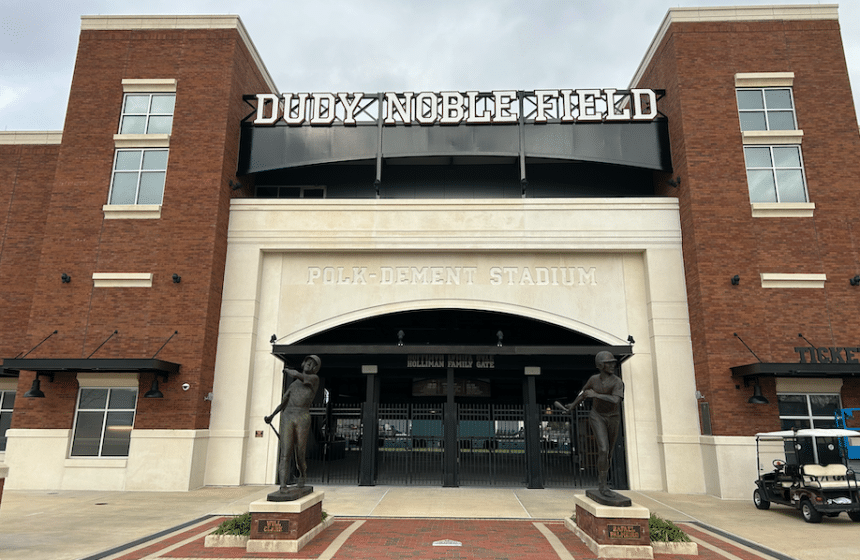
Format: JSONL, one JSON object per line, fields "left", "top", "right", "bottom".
{"left": 800, "top": 463, "right": 858, "bottom": 489}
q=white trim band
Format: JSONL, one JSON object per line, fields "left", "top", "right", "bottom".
{"left": 760, "top": 273, "right": 826, "bottom": 289}
{"left": 735, "top": 72, "right": 795, "bottom": 87}
{"left": 742, "top": 130, "right": 803, "bottom": 145}
{"left": 114, "top": 134, "right": 170, "bottom": 148}
{"left": 122, "top": 78, "right": 177, "bottom": 93}
{"left": 92, "top": 272, "right": 154, "bottom": 288}
{"left": 0, "top": 131, "right": 62, "bottom": 145}
{"left": 751, "top": 202, "right": 815, "bottom": 218}
{"left": 103, "top": 204, "right": 162, "bottom": 220}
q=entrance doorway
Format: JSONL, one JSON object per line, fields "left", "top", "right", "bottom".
{"left": 276, "top": 309, "right": 631, "bottom": 489}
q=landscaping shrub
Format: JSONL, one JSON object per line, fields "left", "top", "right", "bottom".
{"left": 212, "top": 512, "right": 251, "bottom": 536}
{"left": 648, "top": 514, "right": 691, "bottom": 542}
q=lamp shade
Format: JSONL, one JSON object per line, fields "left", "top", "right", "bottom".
{"left": 23, "top": 378, "right": 45, "bottom": 398}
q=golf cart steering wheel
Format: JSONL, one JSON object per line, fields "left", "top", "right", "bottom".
{"left": 773, "top": 459, "right": 785, "bottom": 471}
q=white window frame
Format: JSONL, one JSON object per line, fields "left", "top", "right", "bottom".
{"left": 69, "top": 386, "right": 138, "bottom": 458}
{"left": 743, "top": 145, "right": 808, "bottom": 204}
{"left": 108, "top": 148, "right": 169, "bottom": 205}
{"left": 119, "top": 93, "right": 176, "bottom": 135}
{"left": 777, "top": 392, "right": 842, "bottom": 464}
{"left": 736, "top": 87, "right": 798, "bottom": 132}
{"left": 106, "top": 79, "right": 176, "bottom": 220}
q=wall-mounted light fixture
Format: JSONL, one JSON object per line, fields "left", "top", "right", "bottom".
{"left": 172, "top": 273, "right": 181, "bottom": 283}
{"left": 497, "top": 330, "right": 504, "bottom": 347}
{"left": 24, "top": 373, "right": 54, "bottom": 398}
{"left": 229, "top": 180, "right": 243, "bottom": 191}
{"left": 144, "top": 373, "right": 167, "bottom": 398}
{"left": 850, "top": 275, "right": 860, "bottom": 286}
{"left": 61, "top": 273, "right": 71, "bottom": 283}
{"left": 397, "top": 330, "right": 405, "bottom": 346}
{"left": 746, "top": 377, "right": 769, "bottom": 404}
{"left": 731, "top": 275, "right": 740, "bottom": 286}
{"left": 667, "top": 177, "right": 681, "bottom": 188}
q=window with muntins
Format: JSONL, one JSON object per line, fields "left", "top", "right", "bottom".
{"left": 778, "top": 393, "right": 842, "bottom": 464}
{"left": 0, "top": 390, "right": 14, "bottom": 452}
{"left": 109, "top": 149, "right": 168, "bottom": 205}
{"left": 119, "top": 93, "right": 175, "bottom": 134}
{"left": 737, "top": 88, "right": 796, "bottom": 131}
{"left": 70, "top": 388, "right": 137, "bottom": 457}
{"left": 743, "top": 145, "right": 807, "bottom": 203}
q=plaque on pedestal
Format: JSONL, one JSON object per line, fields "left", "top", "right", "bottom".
{"left": 565, "top": 494, "right": 653, "bottom": 559}
{"left": 247, "top": 491, "right": 332, "bottom": 553}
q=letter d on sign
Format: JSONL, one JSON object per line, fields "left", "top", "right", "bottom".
{"left": 254, "top": 94, "right": 281, "bottom": 125}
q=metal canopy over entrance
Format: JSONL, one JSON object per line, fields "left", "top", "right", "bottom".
{"left": 269, "top": 309, "right": 632, "bottom": 489}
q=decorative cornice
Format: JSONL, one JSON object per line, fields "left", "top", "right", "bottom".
{"left": 81, "top": 15, "right": 276, "bottom": 93}
{"left": 630, "top": 5, "right": 838, "bottom": 88}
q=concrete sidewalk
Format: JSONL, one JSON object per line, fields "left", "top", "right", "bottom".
{"left": 0, "top": 485, "right": 854, "bottom": 560}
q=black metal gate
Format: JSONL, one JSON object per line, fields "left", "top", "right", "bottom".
{"left": 458, "top": 403, "right": 528, "bottom": 486}
{"left": 305, "top": 404, "right": 362, "bottom": 484}
{"left": 540, "top": 402, "right": 628, "bottom": 489}
{"left": 376, "top": 403, "right": 444, "bottom": 485}
{"left": 304, "top": 400, "right": 625, "bottom": 488}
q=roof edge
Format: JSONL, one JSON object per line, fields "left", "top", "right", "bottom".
{"left": 0, "top": 131, "right": 63, "bottom": 145}
{"left": 80, "top": 15, "right": 277, "bottom": 93}
{"left": 629, "top": 4, "right": 839, "bottom": 89}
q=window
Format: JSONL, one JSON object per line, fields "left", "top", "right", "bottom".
{"left": 119, "top": 93, "right": 175, "bottom": 135}
{"left": 108, "top": 149, "right": 168, "bottom": 205}
{"left": 743, "top": 145, "right": 807, "bottom": 203}
{"left": 778, "top": 393, "right": 842, "bottom": 464}
{"left": 737, "top": 88, "right": 796, "bottom": 131}
{"left": 70, "top": 388, "right": 137, "bottom": 457}
{"left": 256, "top": 185, "right": 326, "bottom": 199}
{"left": 0, "top": 390, "right": 14, "bottom": 452}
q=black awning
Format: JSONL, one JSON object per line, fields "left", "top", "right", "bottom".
{"left": 0, "top": 358, "right": 180, "bottom": 377}
{"left": 731, "top": 362, "right": 860, "bottom": 379}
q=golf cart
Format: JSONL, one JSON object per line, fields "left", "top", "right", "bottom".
{"left": 753, "top": 428, "right": 860, "bottom": 523}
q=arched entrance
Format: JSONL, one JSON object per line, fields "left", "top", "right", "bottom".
{"left": 272, "top": 309, "right": 632, "bottom": 489}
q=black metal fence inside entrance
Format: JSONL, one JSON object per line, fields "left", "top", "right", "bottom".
{"left": 303, "top": 401, "right": 626, "bottom": 489}
{"left": 540, "top": 404, "right": 628, "bottom": 489}
{"left": 305, "top": 404, "right": 362, "bottom": 484}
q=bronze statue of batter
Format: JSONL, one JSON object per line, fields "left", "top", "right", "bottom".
{"left": 264, "top": 355, "right": 321, "bottom": 501}
{"left": 556, "top": 350, "right": 630, "bottom": 506}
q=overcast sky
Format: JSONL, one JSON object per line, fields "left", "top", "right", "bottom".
{"left": 1, "top": 0, "right": 858, "bottom": 131}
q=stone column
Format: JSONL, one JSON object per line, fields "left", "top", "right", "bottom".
{"left": 0, "top": 463, "right": 8, "bottom": 508}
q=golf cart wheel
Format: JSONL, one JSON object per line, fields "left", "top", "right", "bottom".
{"left": 800, "top": 499, "right": 822, "bottom": 523}
{"left": 753, "top": 488, "right": 770, "bottom": 510}
{"left": 848, "top": 511, "right": 860, "bottom": 522}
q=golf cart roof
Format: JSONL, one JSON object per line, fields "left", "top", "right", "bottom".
{"left": 755, "top": 428, "right": 860, "bottom": 439}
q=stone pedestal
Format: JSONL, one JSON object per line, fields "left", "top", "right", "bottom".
{"left": 566, "top": 494, "right": 653, "bottom": 559}
{"left": 246, "top": 491, "right": 329, "bottom": 553}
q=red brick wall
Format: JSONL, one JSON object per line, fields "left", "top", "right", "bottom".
{"left": 638, "top": 19, "right": 860, "bottom": 436}
{"left": 5, "top": 27, "right": 272, "bottom": 431}
{"left": 0, "top": 143, "right": 59, "bottom": 399}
